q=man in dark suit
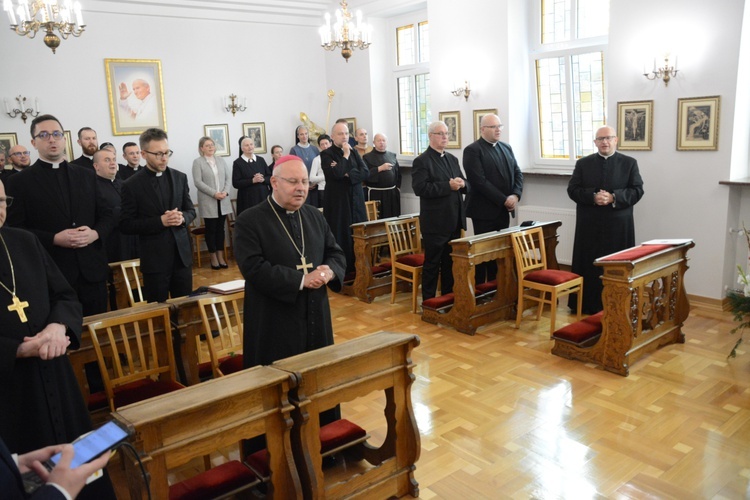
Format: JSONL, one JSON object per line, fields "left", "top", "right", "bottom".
{"left": 412, "top": 121, "right": 469, "bottom": 301}
{"left": 117, "top": 141, "right": 141, "bottom": 181}
{"left": 120, "top": 128, "right": 195, "bottom": 302}
{"left": 464, "top": 113, "right": 523, "bottom": 283}
{"left": 71, "top": 127, "right": 98, "bottom": 169}
{"left": 6, "top": 115, "right": 114, "bottom": 316}
{"left": 1, "top": 145, "right": 31, "bottom": 184}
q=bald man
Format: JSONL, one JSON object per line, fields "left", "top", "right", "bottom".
{"left": 363, "top": 133, "right": 401, "bottom": 219}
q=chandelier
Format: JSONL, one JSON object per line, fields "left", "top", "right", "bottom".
{"left": 3, "top": 0, "right": 86, "bottom": 54}
{"left": 319, "top": 0, "right": 371, "bottom": 62}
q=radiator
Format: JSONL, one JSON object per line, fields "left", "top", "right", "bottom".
{"left": 516, "top": 205, "right": 576, "bottom": 265}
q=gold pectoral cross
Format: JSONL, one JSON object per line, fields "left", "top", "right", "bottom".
{"left": 8, "top": 295, "right": 29, "bottom": 323}
{"left": 296, "top": 256, "right": 314, "bottom": 275}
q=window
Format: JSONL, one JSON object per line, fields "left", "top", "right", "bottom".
{"left": 535, "top": 0, "right": 609, "bottom": 162}
{"left": 395, "top": 20, "right": 430, "bottom": 156}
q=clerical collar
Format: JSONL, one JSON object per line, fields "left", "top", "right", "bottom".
{"left": 128, "top": 165, "right": 140, "bottom": 170}
{"left": 84, "top": 154, "right": 93, "bottom": 160}
{"left": 598, "top": 151, "right": 616, "bottom": 160}
{"left": 39, "top": 159, "right": 64, "bottom": 169}
{"left": 428, "top": 146, "right": 445, "bottom": 158}
{"left": 145, "top": 166, "right": 166, "bottom": 177}
{"left": 270, "top": 194, "right": 297, "bottom": 215}
{"left": 242, "top": 154, "right": 256, "bottom": 162}
{"left": 481, "top": 137, "right": 499, "bottom": 147}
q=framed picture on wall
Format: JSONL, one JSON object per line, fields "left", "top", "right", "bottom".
{"left": 677, "top": 95, "right": 720, "bottom": 151}
{"left": 242, "top": 122, "right": 267, "bottom": 154}
{"left": 439, "top": 111, "right": 461, "bottom": 149}
{"left": 63, "top": 130, "right": 74, "bottom": 162}
{"left": 0, "top": 133, "right": 18, "bottom": 157}
{"left": 104, "top": 58, "right": 168, "bottom": 136}
{"left": 473, "top": 108, "right": 498, "bottom": 140}
{"left": 204, "top": 124, "right": 230, "bottom": 156}
{"left": 617, "top": 100, "right": 653, "bottom": 151}
{"left": 343, "top": 117, "right": 357, "bottom": 137}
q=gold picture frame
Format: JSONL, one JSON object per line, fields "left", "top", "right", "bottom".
{"left": 617, "top": 100, "right": 653, "bottom": 151}
{"left": 0, "top": 133, "right": 18, "bottom": 156}
{"left": 63, "top": 130, "right": 74, "bottom": 162}
{"left": 104, "top": 58, "right": 168, "bottom": 136}
{"left": 439, "top": 111, "right": 461, "bottom": 149}
{"left": 677, "top": 95, "right": 720, "bottom": 151}
{"left": 343, "top": 117, "right": 357, "bottom": 137}
{"left": 204, "top": 124, "right": 230, "bottom": 157}
{"left": 473, "top": 108, "right": 498, "bottom": 141}
{"left": 242, "top": 122, "right": 267, "bottom": 154}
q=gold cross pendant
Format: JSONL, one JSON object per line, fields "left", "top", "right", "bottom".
{"left": 8, "top": 295, "right": 29, "bottom": 323}
{"left": 296, "top": 256, "right": 314, "bottom": 275}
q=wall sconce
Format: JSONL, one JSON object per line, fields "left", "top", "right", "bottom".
{"left": 643, "top": 55, "right": 678, "bottom": 86}
{"left": 223, "top": 94, "right": 246, "bottom": 116}
{"left": 451, "top": 81, "right": 471, "bottom": 101}
{"left": 4, "top": 95, "right": 40, "bottom": 123}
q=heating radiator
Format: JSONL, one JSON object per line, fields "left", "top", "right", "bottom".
{"left": 516, "top": 205, "right": 576, "bottom": 266}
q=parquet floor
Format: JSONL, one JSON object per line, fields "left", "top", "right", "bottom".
{"left": 111, "top": 257, "right": 750, "bottom": 499}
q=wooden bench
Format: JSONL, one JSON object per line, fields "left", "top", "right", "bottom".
{"left": 421, "top": 221, "right": 562, "bottom": 335}
{"left": 272, "top": 331, "right": 421, "bottom": 499}
{"left": 552, "top": 241, "right": 694, "bottom": 376}
{"left": 112, "top": 365, "right": 301, "bottom": 499}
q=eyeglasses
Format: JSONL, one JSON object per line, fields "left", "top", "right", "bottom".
{"left": 430, "top": 132, "right": 449, "bottom": 137}
{"left": 33, "top": 131, "right": 64, "bottom": 141}
{"left": 10, "top": 151, "right": 30, "bottom": 157}
{"left": 143, "top": 150, "right": 174, "bottom": 159}
{"left": 0, "top": 196, "right": 14, "bottom": 207}
{"left": 483, "top": 124, "right": 505, "bottom": 130}
{"left": 595, "top": 136, "right": 616, "bottom": 142}
{"left": 277, "top": 176, "right": 310, "bottom": 187}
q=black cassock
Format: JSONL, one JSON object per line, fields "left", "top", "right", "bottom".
{"left": 363, "top": 149, "right": 402, "bottom": 219}
{"left": 235, "top": 197, "right": 346, "bottom": 367}
{"left": 232, "top": 156, "right": 272, "bottom": 216}
{"left": 567, "top": 152, "right": 644, "bottom": 313}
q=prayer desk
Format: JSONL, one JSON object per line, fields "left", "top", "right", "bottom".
{"left": 112, "top": 365, "right": 301, "bottom": 499}
{"left": 421, "top": 221, "right": 561, "bottom": 335}
{"left": 552, "top": 241, "right": 694, "bottom": 376}
{"left": 272, "top": 332, "right": 421, "bottom": 499}
{"left": 345, "top": 213, "right": 419, "bottom": 303}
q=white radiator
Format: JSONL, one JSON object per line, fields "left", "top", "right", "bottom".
{"left": 516, "top": 205, "right": 576, "bottom": 266}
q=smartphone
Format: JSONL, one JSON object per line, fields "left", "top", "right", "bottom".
{"left": 46, "top": 420, "right": 131, "bottom": 470}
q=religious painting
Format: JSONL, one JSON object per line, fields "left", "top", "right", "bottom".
{"left": 439, "top": 111, "right": 461, "bottom": 149}
{"left": 105, "top": 58, "right": 168, "bottom": 136}
{"left": 63, "top": 130, "right": 74, "bottom": 162}
{"left": 0, "top": 133, "right": 18, "bottom": 157}
{"left": 242, "top": 122, "right": 267, "bottom": 154}
{"left": 473, "top": 108, "right": 498, "bottom": 141}
{"left": 677, "top": 96, "right": 720, "bottom": 151}
{"left": 204, "top": 124, "right": 230, "bottom": 157}
{"left": 617, "top": 100, "right": 653, "bottom": 151}
{"left": 343, "top": 117, "right": 357, "bottom": 137}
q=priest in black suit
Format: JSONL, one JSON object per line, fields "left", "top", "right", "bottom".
{"left": 567, "top": 125, "right": 644, "bottom": 314}
{"left": 464, "top": 113, "right": 523, "bottom": 284}
{"left": 70, "top": 127, "right": 98, "bottom": 170}
{"left": 6, "top": 115, "right": 114, "bottom": 316}
{"left": 120, "top": 128, "right": 195, "bottom": 302}
{"left": 412, "top": 121, "right": 469, "bottom": 301}
{"left": 116, "top": 141, "right": 142, "bottom": 181}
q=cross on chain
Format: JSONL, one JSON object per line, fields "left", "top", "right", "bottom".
{"left": 8, "top": 295, "right": 29, "bottom": 323}
{"left": 296, "top": 256, "right": 314, "bottom": 275}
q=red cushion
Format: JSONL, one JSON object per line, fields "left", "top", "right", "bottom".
{"left": 422, "top": 293, "right": 455, "bottom": 310}
{"left": 320, "top": 419, "right": 367, "bottom": 454}
{"left": 599, "top": 244, "right": 672, "bottom": 262}
{"left": 113, "top": 379, "right": 184, "bottom": 408}
{"left": 197, "top": 360, "right": 213, "bottom": 379}
{"left": 244, "top": 449, "right": 270, "bottom": 478}
{"left": 525, "top": 269, "right": 580, "bottom": 286}
{"left": 553, "top": 314, "right": 603, "bottom": 345}
{"left": 219, "top": 354, "right": 244, "bottom": 375}
{"left": 396, "top": 253, "right": 425, "bottom": 267}
{"left": 169, "top": 460, "right": 258, "bottom": 500}
{"left": 583, "top": 311, "right": 604, "bottom": 324}
{"left": 191, "top": 227, "right": 206, "bottom": 235}
{"left": 476, "top": 280, "right": 497, "bottom": 295}
{"left": 87, "top": 391, "right": 108, "bottom": 412}
{"left": 372, "top": 262, "right": 392, "bottom": 275}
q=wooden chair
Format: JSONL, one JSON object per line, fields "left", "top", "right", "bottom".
{"left": 511, "top": 226, "right": 583, "bottom": 335}
{"left": 365, "top": 200, "right": 379, "bottom": 221}
{"left": 189, "top": 204, "right": 206, "bottom": 267}
{"left": 385, "top": 217, "right": 425, "bottom": 313}
{"left": 118, "top": 259, "right": 147, "bottom": 307}
{"left": 226, "top": 198, "right": 237, "bottom": 257}
{"left": 87, "top": 305, "right": 185, "bottom": 412}
{"left": 195, "top": 291, "right": 245, "bottom": 380}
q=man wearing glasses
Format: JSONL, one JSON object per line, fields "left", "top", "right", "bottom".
{"left": 464, "top": 113, "right": 523, "bottom": 284}
{"left": 567, "top": 125, "right": 644, "bottom": 314}
{"left": 0, "top": 145, "right": 31, "bottom": 183}
{"left": 120, "top": 128, "right": 196, "bottom": 302}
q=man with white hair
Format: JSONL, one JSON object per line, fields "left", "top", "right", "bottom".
{"left": 118, "top": 76, "right": 158, "bottom": 126}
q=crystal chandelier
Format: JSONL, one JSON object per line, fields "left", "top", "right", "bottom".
{"left": 3, "top": 0, "right": 86, "bottom": 54}
{"left": 319, "top": 0, "right": 372, "bottom": 62}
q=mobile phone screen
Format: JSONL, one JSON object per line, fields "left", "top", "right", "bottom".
{"left": 49, "top": 421, "right": 130, "bottom": 469}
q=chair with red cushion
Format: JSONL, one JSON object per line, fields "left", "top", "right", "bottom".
{"left": 511, "top": 226, "right": 583, "bottom": 335}
{"left": 385, "top": 217, "right": 425, "bottom": 313}
{"left": 169, "top": 460, "right": 260, "bottom": 500}
{"left": 86, "top": 305, "right": 185, "bottom": 412}
{"left": 195, "top": 291, "right": 245, "bottom": 380}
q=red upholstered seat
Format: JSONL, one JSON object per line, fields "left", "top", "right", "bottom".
{"left": 422, "top": 293, "right": 455, "bottom": 311}
{"left": 113, "top": 379, "right": 185, "bottom": 408}
{"left": 190, "top": 226, "right": 206, "bottom": 235}
{"left": 476, "top": 280, "right": 497, "bottom": 295}
{"left": 553, "top": 312, "right": 604, "bottom": 346}
{"left": 396, "top": 253, "right": 425, "bottom": 267}
{"left": 218, "top": 354, "right": 244, "bottom": 375}
{"left": 525, "top": 269, "right": 581, "bottom": 286}
{"left": 599, "top": 244, "right": 672, "bottom": 262}
{"left": 169, "top": 460, "right": 259, "bottom": 500}
{"left": 244, "top": 449, "right": 270, "bottom": 479}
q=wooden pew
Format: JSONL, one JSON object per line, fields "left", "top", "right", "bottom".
{"left": 552, "top": 241, "right": 694, "bottom": 376}
{"left": 421, "top": 221, "right": 562, "bottom": 335}
{"left": 345, "top": 213, "right": 419, "bottom": 303}
{"left": 112, "top": 366, "right": 301, "bottom": 499}
{"left": 272, "top": 331, "right": 421, "bottom": 499}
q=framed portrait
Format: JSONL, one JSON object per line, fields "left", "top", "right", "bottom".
{"left": 617, "top": 100, "right": 653, "bottom": 151}
{"left": 677, "top": 96, "right": 720, "bottom": 151}
{"left": 439, "top": 111, "right": 461, "bottom": 149}
{"left": 204, "top": 124, "right": 230, "bottom": 157}
{"left": 0, "top": 133, "right": 18, "bottom": 156}
{"left": 63, "top": 130, "right": 74, "bottom": 162}
{"left": 473, "top": 108, "right": 498, "bottom": 140}
{"left": 343, "top": 117, "right": 357, "bottom": 137}
{"left": 242, "top": 122, "right": 267, "bottom": 154}
{"left": 104, "top": 58, "right": 168, "bottom": 136}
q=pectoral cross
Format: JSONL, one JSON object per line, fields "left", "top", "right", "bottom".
{"left": 8, "top": 295, "right": 29, "bottom": 323}
{"left": 296, "top": 256, "right": 313, "bottom": 275}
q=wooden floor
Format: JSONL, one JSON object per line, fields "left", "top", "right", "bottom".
{"left": 111, "top": 256, "right": 750, "bottom": 499}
